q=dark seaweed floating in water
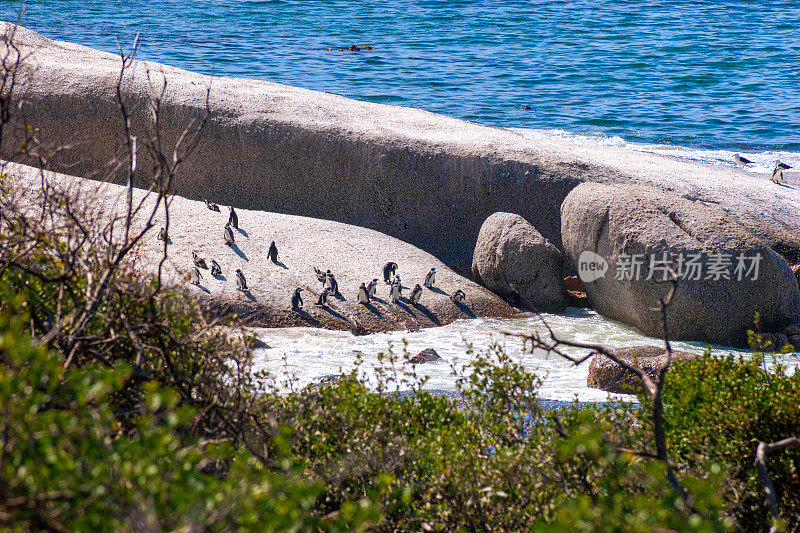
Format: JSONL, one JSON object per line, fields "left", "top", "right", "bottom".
{"left": 325, "top": 45, "right": 376, "bottom": 52}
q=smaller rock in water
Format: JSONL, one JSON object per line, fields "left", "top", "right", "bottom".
{"left": 587, "top": 345, "right": 698, "bottom": 395}
{"left": 409, "top": 348, "right": 442, "bottom": 364}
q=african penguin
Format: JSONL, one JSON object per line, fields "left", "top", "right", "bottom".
{"left": 192, "top": 251, "right": 208, "bottom": 270}
{"left": 205, "top": 198, "right": 221, "bottom": 212}
{"left": 224, "top": 224, "right": 235, "bottom": 246}
{"left": 409, "top": 284, "right": 423, "bottom": 305}
{"left": 325, "top": 271, "right": 339, "bottom": 295}
{"left": 316, "top": 288, "right": 331, "bottom": 307}
{"left": 390, "top": 277, "right": 402, "bottom": 303}
{"left": 451, "top": 289, "right": 466, "bottom": 304}
{"left": 424, "top": 267, "right": 436, "bottom": 288}
{"left": 383, "top": 261, "right": 398, "bottom": 284}
{"left": 190, "top": 267, "right": 202, "bottom": 285}
{"left": 228, "top": 206, "right": 238, "bottom": 229}
{"left": 235, "top": 269, "right": 247, "bottom": 291}
{"left": 268, "top": 241, "right": 278, "bottom": 263}
{"left": 366, "top": 279, "right": 378, "bottom": 298}
{"left": 158, "top": 227, "right": 168, "bottom": 242}
{"left": 210, "top": 260, "right": 222, "bottom": 277}
{"left": 314, "top": 267, "right": 327, "bottom": 285}
{"left": 358, "top": 282, "right": 370, "bottom": 304}
{"left": 291, "top": 288, "right": 304, "bottom": 310}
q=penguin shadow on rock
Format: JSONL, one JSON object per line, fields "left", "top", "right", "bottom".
{"left": 361, "top": 302, "right": 382, "bottom": 318}
{"left": 228, "top": 243, "right": 249, "bottom": 261}
{"left": 272, "top": 259, "right": 288, "bottom": 270}
{"left": 236, "top": 227, "right": 249, "bottom": 238}
{"left": 320, "top": 303, "right": 349, "bottom": 323}
{"left": 411, "top": 302, "right": 440, "bottom": 325}
{"left": 239, "top": 289, "right": 257, "bottom": 302}
{"left": 427, "top": 286, "right": 448, "bottom": 296}
{"left": 293, "top": 308, "right": 322, "bottom": 327}
{"left": 394, "top": 298, "right": 417, "bottom": 318}
{"left": 192, "top": 283, "right": 211, "bottom": 294}
{"left": 454, "top": 300, "right": 475, "bottom": 318}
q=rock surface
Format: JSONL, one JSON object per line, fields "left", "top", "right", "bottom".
{"left": 6, "top": 162, "right": 517, "bottom": 332}
{"left": 408, "top": 348, "right": 442, "bottom": 364}
{"left": 587, "top": 345, "right": 698, "bottom": 394}
{"left": 2, "top": 23, "right": 800, "bottom": 273}
{"left": 472, "top": 212, "right": 568, "bottom": 312}
{"left": 561, "top": 183, "right": 800, "bottom": 347}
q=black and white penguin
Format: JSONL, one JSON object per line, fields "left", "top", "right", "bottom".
{"left": 357, "top": 282, "right": 370, "bottom": 304}
{"left": 291, "top": 288, "right": 304, "bottom": 310}
{"left": 316, "top": 288, "right": 330, "bottom": 307}
{"left": 190, "top": 267, "right": 202, "bottom": 285}
{"left": 451, "top": 289, "right": 466, "bottom": 304}
{"left": 268, "top": 241, "right": 278, "bottom": 263}
{"left": 192, "top": 251, "right": 208, "bottom": 270}
{"left": 424, "top": 267, "right": 436, "bottom": 288}
{"left": 409, "top": 284, "right": 423, "bottom": 305}
{"left": 772, "top": 160, "right": 792, "bottom": 184}
{"left": 158, "top": 227, "right": 168, "bottom": 242}
{"left": 224, "top": 224, "right": 235, "bottom": 246}
{"left": 314, "top": 267, "right": 327, "bottom": 285}
{"left": 205, "top": 198, "right": 221, "bottom": 212}
{"left": 228, "top": 206, "right": 238, "bottom": 229}
{"left": 366, "top": 278, "right": 378, "bottom": 298}
{"left": 210, "top": 260, "right": 222, "bottom": 277}
{"left": 390, "top": 277, "right": 402, "bottom": 303}
{"left": 325, "top": 271, "right": 339, "bottom": 295}
{"left": 235, "top": 269, "right": 247, "bottom": 291}
{"left": 383, "top": 261, "right": 398, "bottom": 284}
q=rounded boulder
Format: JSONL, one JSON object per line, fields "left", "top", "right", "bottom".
{"left": 472, "top": 212, "right": 568, "bottom": 312}
{"left": 561, "top": 183, "right": 800, "bottom": 347}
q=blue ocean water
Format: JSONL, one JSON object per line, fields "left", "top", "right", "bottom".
{"left": 4, "top": 0, "right": 800, "bottom": 156}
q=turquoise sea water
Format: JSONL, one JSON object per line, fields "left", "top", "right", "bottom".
{"left": 5, "top": 0, "right": 800, "bottom": 156}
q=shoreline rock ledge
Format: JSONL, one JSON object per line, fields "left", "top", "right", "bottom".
{"left": 561, "top": 183, "right": 800, "bottom": 348}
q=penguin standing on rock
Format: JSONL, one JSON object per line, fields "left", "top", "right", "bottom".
{"left": 205, "top": 198, "right": 220, "bottom": 212}
{"left": 192, "top": 251, "right": 208, "bottom": 270}
{"left": 158, "top": 227, "right": 168, "bottom": 242}
{"left": 228, "top": 206, "right": 238, "bottom": 229}
{"left": 235, "top": 269, "right": 247, "bottom": 291}
{"left": 390, "top": 277, "right": 402, "bottom": 303}
{"left": 224, "top": 224, "right": 235, "bottom": 246}
{"left": 314, "top": 267, "right": 327, "bottom": 285}
{"left": 383, "top": 262, "right": 398, "bottom": 284}
{"left": 291, "top": 288, "right": 304, "bottom": 310}
{"left": 325, "top": 271, "right": 339, "bottom": 296}
{"left": 190, "top": 267, "right": 202, "bottom": 285}
{"left": 424, "top": 268, "right": 436, "bottom": 288}
{"left": 451, "top": 289, "right": 466, "bottom": 304}
{"left": 409, "top": 284, "right": 423, "bottom": 305}
{"left": 268, "top": 241, "right": 278, "bottom": 263}
{"left": 358, "top": 282, "right": 370, "bottom": 304}
{"left": 772, "top": 160, "right": 791, "bottom": 184}
{"left": 366, "top": 279, "right": 378, "bottom": 298}
{"left": 316, "top": 288, "right": 331, "bottom": 307}
{"left": 210, "top": 260, "right": 222, "bottom": 277}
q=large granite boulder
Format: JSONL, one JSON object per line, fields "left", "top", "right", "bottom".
{"left": 561, "top": 183, "right": 800, "bottom": 347}
{"left": 587, "top": 345, "right": 698, "bottom": 394}
{"left": 472, "top": 212, "right": 568, "bottom": 312}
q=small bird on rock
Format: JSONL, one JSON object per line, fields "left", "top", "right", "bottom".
{"left": 190, "top": 267, "right": 202, "bottom": 285}
{"left": 158, "top": 227, "right": 168, "bottom": 242}
{"left": 205, "top": 198, "right": 221, "bottom": 212}
{"left": 390, "top": 277, "right": 402, "bottom": 303}
{"left": 733, "top": 153, "right": 752, "bottom": 166}
{"left": 314, "top": 267, "right": 327, "bottom": 285}
{"left": 224, "top": 224, "right": 235, "bottom": 246}
{"left": 268, "top": 241, "right": 278, "bottom": 263}
{"left": 772, "top": 160, "right": 791, "bottom": 184}
{"left": 210, "top": 260, "right": 222, "bottom": 277}
{"left": 366, "top": 278, "right": 378, "bottom": 298}
{"left": 316, "top": 288, "right": 331, "bottom": 307}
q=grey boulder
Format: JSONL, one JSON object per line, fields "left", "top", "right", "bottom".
{"left": 561, "top": 183, "right": 800, "bottom": 347}
{"left": 587, "top": 345, "right": 698, "bottom": 394}
{"left": 472, "top": 212, "right": 568, "bottom": 312}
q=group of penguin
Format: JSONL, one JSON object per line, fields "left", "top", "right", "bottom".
{"left": 732, "top": 154, "right": 792, "bottom": 184}
{"left": 291, "top": 262, "right": 466, "bottom": 311}
{"left": 171, "top": 199, "right": 468, "bottom": 314}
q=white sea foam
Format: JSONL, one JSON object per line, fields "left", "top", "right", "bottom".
{"left": 510, "top": 127, "right": 800, "bottom": 176}
{"left": 251, "top": 309, "right": 799, "bottom": 403}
